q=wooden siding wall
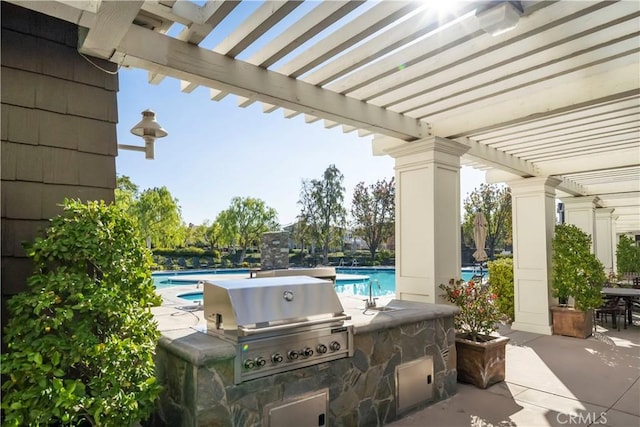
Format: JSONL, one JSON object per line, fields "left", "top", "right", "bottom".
{"left": 1, "top": 3, "right": 119, "bottom": 334}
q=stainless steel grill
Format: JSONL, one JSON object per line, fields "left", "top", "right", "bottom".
{"left": 203, "top": 276, "right": 353, "bottom": 384}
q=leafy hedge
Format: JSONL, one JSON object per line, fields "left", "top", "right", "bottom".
{"left": 1, "top": 199, "right": 162, "bottom": 426}
{"left": 488, "top": 258, "right": 514, "bottom": 323}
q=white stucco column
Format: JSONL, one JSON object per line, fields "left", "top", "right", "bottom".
{"left": 508, "top": 177, "right": 561, "bottom": 335}
{"left": 386, "top": 137, "right": 469, "bottom": 303}
{"left": 560, "top": 196, "right": 599, "bottom": 251}
{"left": 595, "top": 208, "right": 616, "bottom": 274}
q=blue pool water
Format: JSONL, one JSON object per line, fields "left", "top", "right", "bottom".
{"left": 153, "top": 269, "right": 249, "bottom": 289}
{"left": 177, "top": 291, "right": 206, "bottom": 302}
{"left": 155, "top": 267, "right": 486, "bottom": 301}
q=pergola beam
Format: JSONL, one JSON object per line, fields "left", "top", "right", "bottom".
{"left": 77, "top": 1, "right": 143, "bottom": 60}
{"left": 113, "top": 24, "right": 430, "bottom": 141}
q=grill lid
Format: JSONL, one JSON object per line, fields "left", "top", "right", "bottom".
{"left": 203, "top": 276, "right": 346, "bottom": 332}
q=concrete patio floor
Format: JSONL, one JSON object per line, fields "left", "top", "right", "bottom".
{"left": 388, "top": 319, "right": 640, "bottom": 427}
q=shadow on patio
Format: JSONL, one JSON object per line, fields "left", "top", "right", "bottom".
{"left": 388, "top": 319, "right": 640, "bottom": 427}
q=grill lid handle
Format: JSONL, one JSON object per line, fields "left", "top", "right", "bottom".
{"left": 237, "top": 314, "right": 351, "bottom": 336}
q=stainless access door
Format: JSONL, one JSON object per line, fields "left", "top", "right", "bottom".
{"left": 264, "top": 389, "right": 329, "bottom": 427}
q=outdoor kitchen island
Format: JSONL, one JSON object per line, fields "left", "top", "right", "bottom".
{"left": 151, "top": 277, "right": 459, "bottom": 427}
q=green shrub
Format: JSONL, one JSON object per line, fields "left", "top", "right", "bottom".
{"left": 488, "top": 258, "right": 514, "bottom": 322}
{"left": 616, "top": 235, "right": 640, "bottom": 275}
{"left": 376, "top": 249, "right": 393, "bottom": 264}
{"left": 153, "top": 247, "right": 207, "bottom": 257}
{"left": 551, "top": 224, "right": 606, "bottom": 311}
{"left": 1, "top": 199, "right": 162, "bottom": 426}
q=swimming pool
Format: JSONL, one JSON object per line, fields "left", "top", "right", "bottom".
{"left": 156, "top": 267, "right": 486, "bottom": 301}
{"left": 153, "top": 268, "right": 250, "bottom": 289}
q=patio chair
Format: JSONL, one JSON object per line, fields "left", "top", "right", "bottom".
{"left": 594, "top": 297, "right": 625, "bottom": 332}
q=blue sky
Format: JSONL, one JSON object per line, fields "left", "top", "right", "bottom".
{"left": 114, "top": 2, "right": 486, "bottom": 226}
{"left": 115, "top": 67, "right": 485, "bottom": 226}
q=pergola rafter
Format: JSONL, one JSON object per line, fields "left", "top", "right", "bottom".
{"left": 12, "top": 0, "right": 639, "bottom": 233}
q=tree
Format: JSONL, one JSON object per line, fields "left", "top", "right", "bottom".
{"left": 290, "top": 218, "right": 313, "bottom": 253}
{"left": 298, "top": 165, "right": 347, "bottom": 265}
{"left": 114, "top": 174, "right": 139, "bottom": 215}
{"left": 216, "top": 197, "right": 279, "bottom": 264}
{"left": 462, "top": 184, "right": 512, "bottom": 260}
{"left": 205, "top": 221, "right": 222, "bottom": 250}
{"left": 351, "top": 177, "right": 395, "bottom": 262}
{"left": 183, "top": 222, "right": 208, "bottom": 248}
{"left": 215, "top": 209, "right": 238, "bottom": 254}
{"left": 135, "top": 186, "right": 184, "bottom": 248}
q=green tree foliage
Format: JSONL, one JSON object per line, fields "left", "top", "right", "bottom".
{"left": 215, "top": 209, "right": 238, "bottom": 253}
{"left": 183, "top": 222, "right": 210, "bottom": 248}
{"left": 1, "top": 199, "right": 161, "bottom": 426}
{"left": 616, "top": 234, "right": 640, "bottom": 275}
{"left": 290, "top": 218, "right": 313, "bottom": 254}
{"left": 216, "top": 197, "right": 279, "bottom": 264}
{"left": 351, "top": 177, "right": 395, "bottom": 262}
{"left": 205, "top": 221, "right": 222, "bottom": 250}
{"left": 114, "top": 174, "right": 139, "bottom": 215}
{"left": 551, "top": 224, "right": 606, "bottom": 311}
{"left": 136, "top": 186, "right": 185, "bottom": 248}
{"left": 298, "top": 165, "right": 347, "bottom": 265}
{"left": 488, "top": 258, "right": 515, "bottom": 322}
{"left": 463, "top": 184, "right": 512, "bottom": 259}
{"left": 182, "top": 220, "right": 222, "bottom": 250}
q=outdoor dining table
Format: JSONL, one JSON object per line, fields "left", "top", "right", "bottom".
{"left": 601, "top": 287, "right": 640, "bottom": 326}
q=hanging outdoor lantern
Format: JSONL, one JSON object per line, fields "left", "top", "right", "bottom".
{"left": 118, "top": 109, "right": 168, "bottom": 160}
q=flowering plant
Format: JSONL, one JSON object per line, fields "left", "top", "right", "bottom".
{"left": 439, "top": 278, "right": 501, "bottom": 342}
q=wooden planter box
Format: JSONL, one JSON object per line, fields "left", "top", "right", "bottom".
{"left": 455, "top": 334, "right": 510, "bottom": 389}
{"left": 551, "top": 306, "right": 593, "bottom": 338}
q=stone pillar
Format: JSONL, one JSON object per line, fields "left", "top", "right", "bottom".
{"left": 595, "top": 208, "right": 616, "bottom": 275}
{"left": 260, "top": 231, "right": 289, "bottom": 270}
{"left": 560, "top": 196, "right": 599, "bottom": 251}
{"left": 508, "top": 177, "right": 561, "bottom": 335}
{"left": 387, "top": 137, "right": 469, "bottom": 303}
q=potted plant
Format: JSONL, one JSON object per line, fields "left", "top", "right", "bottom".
{"left": 1, "top": 199, "right": 162, "bottom": 426}
{"left": 550, "top": 223, "right": 606, "bottom": 338}
{"left": 440, "top": 278, "right": 509, "bottom": 389}
{"left": 616, "top": 234, "right": 640, "bottom": 280}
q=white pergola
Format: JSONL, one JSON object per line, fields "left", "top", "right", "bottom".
{"left": 13, "top": 0, "right": 639, "bottom": 332}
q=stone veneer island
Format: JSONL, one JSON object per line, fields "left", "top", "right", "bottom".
{"left": 152, "top": 299, "right": 459, "bottom": 426}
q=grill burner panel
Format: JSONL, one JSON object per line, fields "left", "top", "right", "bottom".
{"left": 202, "top": 276, "right": 353, "bottom": 384}
{"left": 226, "top": 325, "right": 352, "bottom": 383}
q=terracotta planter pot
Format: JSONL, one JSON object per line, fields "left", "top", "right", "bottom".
{"left": 550, "top": 306, "right": 593, "bottom": 339}
{"left": 455, "top": 334, "right": 509, "bottom": 389}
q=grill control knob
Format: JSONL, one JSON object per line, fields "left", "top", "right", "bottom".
{"left": 271, "top": 353, "right": 284, "bottom": 364}
{"left": 329, "top": 341, "right": 341, "bottom": 352}
{"left": 255, "top": 357, "right": 266, "bottom": 368}
{"left": 316, "top": 344, "right": 328, "bottom": 354}
{"left": 243, "top": 359, "right": 255, "bottom": 370}
{"left": 302, "top": 347, "right": 314, "bottom": 357}
{"left": 287, "top": 350, "right": 299, "bottom": 360}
